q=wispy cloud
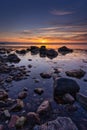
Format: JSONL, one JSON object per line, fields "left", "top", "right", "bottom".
{"left": 50, "top": 9, "right": 73, "bottom": 16}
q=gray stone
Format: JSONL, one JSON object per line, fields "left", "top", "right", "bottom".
{"left": 54, "top": 78, "right": 80, "bottom": 97}
{"left": 76, "top": 93, "right": 87, "bottom": 110}
{"left": 34, "top": 117, "right": 78, "bottom": 130}
{"left": 63, "top": 93, "right": 75, "bottom": 104}
{"left": 66, "top": 69, "right": 86, "bottom": 79}
{"left": 37, "top": 100, "right": 51, "bottom": 114}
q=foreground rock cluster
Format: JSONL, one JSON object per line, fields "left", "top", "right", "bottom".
{"left": 0, "top": 46, "right": 87, "bottom": 130}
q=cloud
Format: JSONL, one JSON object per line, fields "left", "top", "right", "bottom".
{"left": 50, "top": 9, "right": 73, "bottom": 16}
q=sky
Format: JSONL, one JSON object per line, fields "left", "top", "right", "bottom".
{"left": 0, "top": 0, "right": 87, "bottom": 43}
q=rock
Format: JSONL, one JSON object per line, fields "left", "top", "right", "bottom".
{"left": 30, "top": 46, "right": 39, "bottom": 54}
{"left": 0, "top": 89, "right": 8, "bottom": 100}
{"left": 15, "top": 116, "right": 26, "bottom": 128}
{"left": 63, "top": 93, "right": 75, "bottom": 104}
{"left": 65, "top": 104, "right": 78, "bottom": 112}
{"left": 37, "top": 100, "right": 51, "bottom": 114}
{"left": 0, "top": 125, "right": 4, "bottom": 130}
{"left": 84, "top": 79, "right": 87, "bottom": 82}
{"left": 34, "top": 117, "right": 78, "bottom": 130}
{"left": 8, "top": 115, "right": 19, "bottom": 128}
{"left": 39, "top": 46, "right": 47, "bottom": 57}
{"left": 18, "top": 91, "right": 27, "bottom": 99}
{"left": 4, "top": 110, "right": 10, "bottom": 118}
{"left": 16, "top": 49, "right": 26, "bottom": 54}
{"left": 76, "top": 93, "right": 87, "bottom": 110}
{"left": 0, "top": 101, "right": 6, "bottom": 107}
{"left": 28, "top": 59, "right": 32, "bottom": 61}
{"left": 6, "top": 77, "right": 12, "bottom": 83}
{"left": 27, "top": 112, "right": 40, "bottom": 125}
{"left": 47, "top": 49, "right": 58, "bottom": 59}
{"left": 35, "top": 79, "right": 40, "bottom": 83}
{"left": 54, "top": 78, "right": 80, "bottom": 98}
{"left": 10, "top": 99, "right": 24, "bottom": 112}
{"left": 58, "top": 46, "right": 73, "bottom": 55}
{"left": 40, "top": 73, "right": 51, "bottom": 79}
{"left": 28, "top": 64, "right": 32, "bottom": 68}
{"left": 66, "top": 69, "right": 86, "bottom": 79}
{"left": 34, "top": 88, "right": 44, "bottom": 95}
{"left": 7, "top": 53, "right": 20, "bottom": 63}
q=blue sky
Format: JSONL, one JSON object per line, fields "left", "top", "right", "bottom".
{"left": 0, "top": 0, "right": 87, "bottom": 43}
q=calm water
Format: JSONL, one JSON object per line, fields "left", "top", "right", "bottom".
{"left": 1, "top": 45, "right": 87, "bottom": 129}
{"left": 0, "top": 43, "right": 87, "bottom": 49}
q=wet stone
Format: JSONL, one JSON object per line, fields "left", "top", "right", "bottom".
{"left": 34, "top": 88, "right": 44, "bottom": 95}
{"left": 65, "top": 69, "right": 86, "bottom": 79}
{"left": 18, "top": 91, "right": 28, "bottom": 99}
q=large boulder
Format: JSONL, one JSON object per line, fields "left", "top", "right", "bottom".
{"left": 66, "top": 69, "right": 86, "bottom": 79}
{"left": 58, "top": 46, "right": 73, "bottom": 55}
{"left": 34, "top": 117, "right": 78, "bottom": 130}
{"left": 7, "top": 53, "right": 20, "bottom": 63}
{"left": 54, "top": 78, "right": 80, "bottom": 97}
{"left": 46, "top": 49, "right": 58, "bottom": 59}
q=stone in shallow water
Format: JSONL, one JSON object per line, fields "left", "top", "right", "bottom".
{"left": 7, "top": 53, "right": 20, "bottom": 63}
{"left": 63, "top": 93, "right": 75, "bottom": 104}
{"left": 10, "top": 99, "right": 24, "bottom": 112}
{"left": 54, "top": 78, "right": 80, "bottom": 97}
{"left": 34, "top": 88, "right": 44, "bottom": 95}
{"left": 65, "top": 69, "right": 86, "bottom": 79}
{"left": 18, "top": 91, "right": 28, "bottom": 99}
{"left": 27, "top": 112, "right": 40, "bottom": 125}
{"left": 8, "top": 115, "right": 19, "bottom": 128}
{"left": 34, "top": 117, "right": 78, "bottom": 130}
{"left": 40, "top": 73, "right": 51, "bottom": 79}
{"left": 0, "top": 89, "right": 8, "bottom": 100}
{"left": 46, "top": 49, "right": 58, "bottom": 59}
{"left": 15, "top": 116, "right": 26, "bottom": 128}
{"left": 76, "top": 93, "right": 87, "bottom": 111}
{"left": 58, "top": 46, "right": 73, "bottom": 55}
{"left": 37, "top": 100, "right": 51, "bottom": 114}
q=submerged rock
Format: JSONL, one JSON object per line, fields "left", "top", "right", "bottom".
{"left": 7, "top": 53, "right": 20, "bottom": 63}
{"left": 40, "top": 73, "right": 51, "bottom": 79}
{"left": 37, "top": 100, "right": 51, "bottom": 114}
{"left": 34, "top": 117, "right": 78, "bottom": 130}
{"left": 54, "top": 78, "right": 80, "bottom": 102}
{"left": 76, "top": 93, "right": 87, "bottom": 111}
{"left": 58, "top": 46, "right": 73, "bottom": 55}
{"left": 66, "top": 69, "right": 86, "bottom": 79}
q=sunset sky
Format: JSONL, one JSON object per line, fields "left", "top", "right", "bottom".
{"left": 0, "top": 0, "right": 87, "bottom": 43}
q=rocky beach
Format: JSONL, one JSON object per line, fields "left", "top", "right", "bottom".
{"left": 0, "top": 45, "right": 87, "bottom": 130}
